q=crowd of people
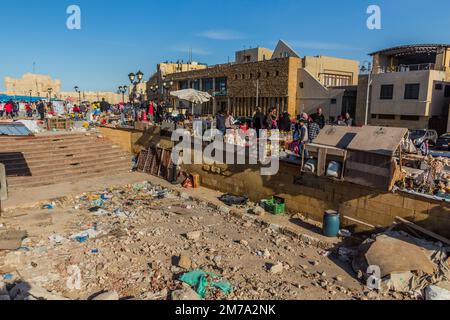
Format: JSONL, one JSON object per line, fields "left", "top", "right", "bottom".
{"left": 0, "top": 98, "right": 174, "bottom": 126}
{"left": 214, "top": 106, "right": 355, "bottom": 158}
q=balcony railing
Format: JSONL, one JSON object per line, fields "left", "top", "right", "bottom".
{"left": 375, "top": 63, "right": 441, "bottom": 73}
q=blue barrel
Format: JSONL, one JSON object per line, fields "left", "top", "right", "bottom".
{"left": 323, "top": 210, "right": 340, "bottom": 237}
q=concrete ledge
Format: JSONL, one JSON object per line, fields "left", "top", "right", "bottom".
{"left": 0, "top": 164, "right": 7, "bottom": 202}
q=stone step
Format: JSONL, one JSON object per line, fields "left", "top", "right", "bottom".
{"left": 7, "top": 162, "right": 131, "bottom": 188}
{"left": 0, "top": 149, "right": 127, "bottom": 166}
{"left": 5, "top": 154, "right": 130, "bottom": 176}
{"left": 0, "top": 144, "right": 123, "bottom": 159}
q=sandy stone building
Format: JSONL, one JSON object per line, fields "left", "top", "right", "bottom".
{"left": 5, "top": 73, "right": 61, "bottom": 97}
{"left": 4, "top": 73, "right": 123, "bottom": 104}
{"left": 356, "top": 44, "right": 450, "bottom": 133}
{"left": 162, "top": 40, "right": 360, "bottom": 120}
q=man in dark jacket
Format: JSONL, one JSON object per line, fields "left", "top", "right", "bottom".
{"left": 310, "top": 107, "right": 326, "bottom": 129}
{"left": 36, "top": 101, "right": 46, "bottom": 120}
{"left": 216, "top": 110, "right": 226, "bottom": 135}
{"left": 100, "top": 98, "right": 110, "bottom": 113}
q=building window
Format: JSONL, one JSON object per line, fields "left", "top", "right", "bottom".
{"left": 257, "top": 72, "right": 261, "bottom": 78}
{"left": 235, "top": 75, "right": 238, "bottom": 80}
{"left": 378, "top": 114, "right": 396, "bottom": 120}
{"left": 371, "top": 114, "right": 377, "bottom": 119}
{"left": 404, "top": 83, "right": 420, "bottom": 100}
{"left": 202, "top": 78, "right": 213, "bottom": 92}
{"left": 242, "top": 74, "right": 246, "bottom": 80}
{"left": 330, "top": 99, "right": 337, "bottom": 104}
{"left": 445, "top": 85, "right": 450, "bottom": 98}
{"left": 275, "top": 71, "right": 280, "bottom": 77}
{"left": 322, "top": 74, "right": 352, "bottom": 87}
{"left": 400, "top": 115, "right": 420, "bottom": 121}
{"left": 299, "top": 82, "right": 304, "bottom": 88}
{"left": 266, "top": 72, "right": 270, "bottom": 77}
{"left": 215, "top": 77, "right": 227, "bottom": 94}
{"left": 435, "top": 83, "right": 443, "bottom": 90}
{"left": 249, "top": 73, "right": 253, "bottom": 79}
{"left": 380, "top": 84, "right": 394, "bottom": 100}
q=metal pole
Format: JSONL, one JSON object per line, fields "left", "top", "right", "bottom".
{"left": 256, "top": 79, "right": 259, "bottom": 107}
{"left": 364, "top": 72, "right": 371, "bottom": 126}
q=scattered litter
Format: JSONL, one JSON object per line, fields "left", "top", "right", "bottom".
{"left": 338, "top": 229, "right": 352, "bottom": 237}
{"left": 42, "top": 204, "right": 55, "bottom": 210}
{"left": 180, "top": 270, "right": 233, "bottom": 299}
{"left": 2, "top": 274, "right": 13, "bottom": 281}
{"left": 219, "top": 194, "right": 248, "bottom": 206}
{"left": 49, "top": 234, "right": 67, "bottom": 244}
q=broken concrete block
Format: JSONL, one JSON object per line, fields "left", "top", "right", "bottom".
{"left": 92, "top": 291, "right": 120, "bottom": 300}
{"left": 10, "top": 282, "right": 68, "bottom": 300}
{"left": 0, "top": 230, "right": 28, "bottom": 250}
{"left": 177, "top": 254, "right": 192, "bottom": 270}
{"left": 171, "top": 287, "right": 201, "bottom": 301}
{"left": 425, "top": 284, "right": 450, "bottom": 300}
{"left": 269, "top": 262, "right": 284, "bottom": 274}
{"left": 185, "top": 231, "right": 202, "bottom": 241}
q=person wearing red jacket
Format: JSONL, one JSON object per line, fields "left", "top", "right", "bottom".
{"left": 148, "top": 100, "right": 155, "bottom": 123}
{"left": 4, "top": 101, "right": 14, "bottom": 119}
{"left": 25, "top": 103, "right": 32, "bottom": 118}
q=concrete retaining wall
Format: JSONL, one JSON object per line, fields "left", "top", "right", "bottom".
{"left": 182, "top": 162, "right": 450, "bottom": 238}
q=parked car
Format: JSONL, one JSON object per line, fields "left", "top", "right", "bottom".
{"left": 435, "top": 133, "right": 450, "bottom": 150}
{"left": 409, "top": 129, "right": 438, "bottom": 147}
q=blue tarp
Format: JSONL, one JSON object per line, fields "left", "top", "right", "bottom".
{"left": 0, "top": 123, "right": 32, "bottom": 136}
{"left": 0, "top": 94, "right": 44, "bottom": 102}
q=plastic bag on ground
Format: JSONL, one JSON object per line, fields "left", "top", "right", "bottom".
{"left": 179, "top": 270, "right": 233, "bottom": 299}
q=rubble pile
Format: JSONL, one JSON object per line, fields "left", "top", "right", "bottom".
{"left": 0, "top": 181, "right": 366, "bottom": 301}
{"left": 397, "top": 156, "right": 450, "bottom": 201}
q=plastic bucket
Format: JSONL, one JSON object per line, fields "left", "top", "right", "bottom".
{"left": 323, "top": 210, "right": 340, "bottom": 237}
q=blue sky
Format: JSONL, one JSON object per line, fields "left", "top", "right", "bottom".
{"left": 1, "top": 0, "right": 450, "bottom": 92}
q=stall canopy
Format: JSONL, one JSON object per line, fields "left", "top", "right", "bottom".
{"left": 170, "top": 89, "right": 212, "bottom": 116}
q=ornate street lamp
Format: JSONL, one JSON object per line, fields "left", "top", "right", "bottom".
{"left": 118, "top": 86, "right": 127, "bottom": 103}
{"left": 47, "top": 88, "right": 53, "bottom": 102}
{"left": 128, "top": 71, "right": 145, "bottom": 103}
{"left": 74, "top": 86, "right": 81, "bottom": 105}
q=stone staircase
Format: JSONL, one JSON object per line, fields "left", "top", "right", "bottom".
{"left": 0, "top": 133, "right": 132, "bottom": 189}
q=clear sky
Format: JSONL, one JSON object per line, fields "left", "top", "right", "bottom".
{"left": 1, "top": 0, "right": 450, "bottom": 92}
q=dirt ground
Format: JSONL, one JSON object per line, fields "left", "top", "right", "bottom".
{"left": 0, "top": 180, "right": 404, "bottom": 301}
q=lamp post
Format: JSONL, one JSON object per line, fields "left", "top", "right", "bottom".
{"left": 360, "top": 61, "right": 373, "bottom": 126}
{"left": 128, "top": 70, "right": 144, "bottom": 103}
{"left": 162, "top": 81, "right": 174, "bottom": 104}
{"left": 118, "top": 86, "right": 127, "bottom": 103}
{"left": 149, "top": 84, "right": 159, "bottom": 100}
{"left": 47, "top": 88, "right": 53, "bottom": 103}
{"left": 74, "top": 86, "right": 81, "bottom": 105}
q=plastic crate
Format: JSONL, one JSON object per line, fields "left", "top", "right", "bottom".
{"left": 262, "top": 196, "right": 286, "bottom": 215}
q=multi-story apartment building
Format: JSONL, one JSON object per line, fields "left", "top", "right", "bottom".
{"left": 158, "top": 40, "right": 360, "bottom": 120}
{"left": 357, "top": 44, "right": 450, "bottom": 133}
